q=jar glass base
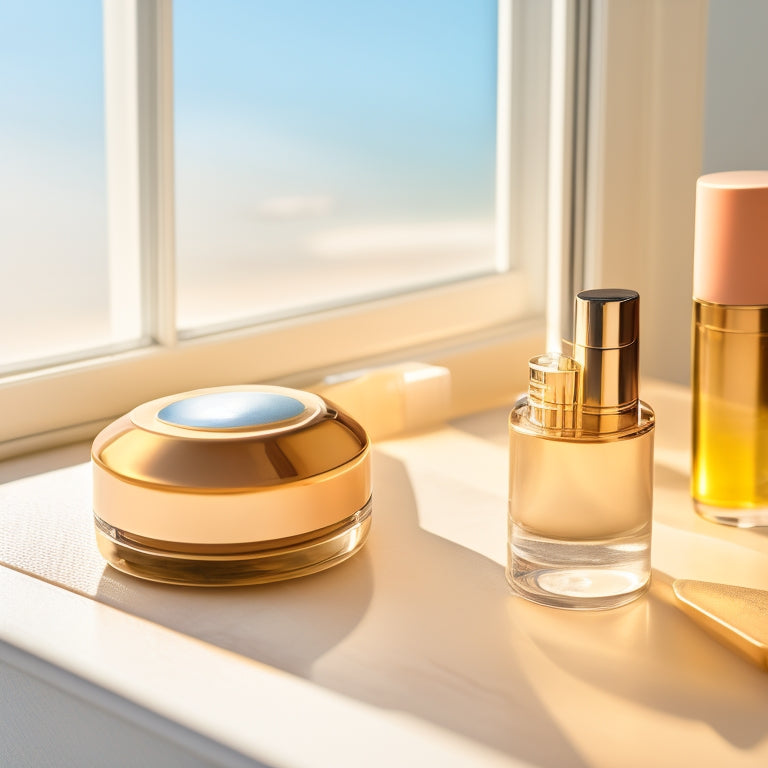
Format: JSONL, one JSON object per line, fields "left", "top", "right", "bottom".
{"left": 95, "top": 498, "right": 372, "bottom": 586}
{"left": 694, "top": 500, "right": 768, "bottom": 528}
{"left": 507, "top": 523, "right": 650, "bottom": 610}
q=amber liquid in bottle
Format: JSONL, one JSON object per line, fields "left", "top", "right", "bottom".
{"left": 508, "top": 397, "right": 654, "bottom": 610}
{"left": 692, "top": 300, "right": 768, "bottom": 526}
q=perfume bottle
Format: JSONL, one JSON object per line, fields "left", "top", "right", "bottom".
{"left": 692, "top": 171, "right": 768, "bottom": 527}
{"left": 507, "top": 289, "right": 655, "bottom": 610}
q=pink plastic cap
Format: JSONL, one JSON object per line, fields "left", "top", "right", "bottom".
{"left": 693, "top": 171, "right": 768, "bottom": 305}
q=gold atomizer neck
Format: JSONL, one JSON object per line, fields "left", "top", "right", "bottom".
{"left": 526, "top": 353, "right": 581, "bottom": 431}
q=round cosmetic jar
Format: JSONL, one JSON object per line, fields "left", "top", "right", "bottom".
{"left": 91, "top": 385, "right": 371, "bottom": 586}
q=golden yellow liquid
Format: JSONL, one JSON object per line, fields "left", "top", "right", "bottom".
{"left": 692, "top": 300, "right": 768, "bottom": 526}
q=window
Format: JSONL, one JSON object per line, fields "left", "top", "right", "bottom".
{"left": 0, "top": 1, "right": 137, "bottom": 371}
{"left": 0, "top": 0, "right": 561, "bottom": 453}
{"left": 174, "top": 0, "right": 500, "bottom": 333}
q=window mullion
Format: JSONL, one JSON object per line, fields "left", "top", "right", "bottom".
{"left": 103, "top": 0, "right": 176, "bottom": 349}
{"left": 136, "top": 0, "right": 177, "bottom": 347}
{"left": 103, "top": 0, "right": 143, "bottom": 345}
{"left": 494, "top": 0, "right": 512, "bottom": 273}
{"left": 545, "top": 0, "right": 587, "bottom": 352}
{"left": 504, "top": 1, "right": 552, "bottom": 317}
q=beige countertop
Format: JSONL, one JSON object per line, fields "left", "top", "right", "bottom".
{"left": 1, "top": 379, "right": 767, "bottom": 767}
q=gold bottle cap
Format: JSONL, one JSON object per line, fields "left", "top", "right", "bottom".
{"left": 573, "top": 289, "right": 640, "bottom": 432}
{"left": 92, "top": 385, "right": 371, "bottom": 545}
{"left": 574, "top": 288, "right": 639, "bottom": 349}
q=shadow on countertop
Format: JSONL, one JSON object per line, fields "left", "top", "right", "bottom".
{"left": 96, "top": 450, "right": 588, "bottom": 768}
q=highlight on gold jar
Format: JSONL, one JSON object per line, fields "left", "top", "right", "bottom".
{"left": 91, "top": 385, "right": 372, "bottom": 586}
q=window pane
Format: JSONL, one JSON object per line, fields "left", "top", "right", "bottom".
{"left": 174, "top": 0, "right": 498, "bottom": 332}
{"left": 0, "top": 1, "right": 135, "bottom": 371}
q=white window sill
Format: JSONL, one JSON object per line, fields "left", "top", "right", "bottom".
{"left": 1, "top": 379, "right": 768, "bottom": 767}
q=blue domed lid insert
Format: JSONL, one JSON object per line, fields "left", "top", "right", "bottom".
{"left": 158, "top": 391, "right": 306, "bottom": 430}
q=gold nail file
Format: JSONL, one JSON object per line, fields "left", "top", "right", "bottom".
{"left": 672, "top": 579, "right": 768, "bottom": 672}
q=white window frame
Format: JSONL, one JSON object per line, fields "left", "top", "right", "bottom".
{"left": 0, "top": 0, "right": 709, "bottom": 458}
{"left": 0, "top": 0, "right": 556, "bottom": 457}
{"left": 582, "top": 0, "right": 708, "bottom": 386}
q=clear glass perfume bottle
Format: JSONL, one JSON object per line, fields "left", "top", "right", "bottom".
{"left": 507, "top": 289, "right": 655, "bottom": 610}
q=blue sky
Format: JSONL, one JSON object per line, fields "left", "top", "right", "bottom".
{"left": 174, "top": 0, "right": 498, "bottom": 219}
{"left": 0, "top": 0, "right": 104, "bottom": 150}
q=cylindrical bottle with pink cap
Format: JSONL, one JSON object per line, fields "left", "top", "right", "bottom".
{"left": 692, "top": 170, "right": 768, "bottom": 527}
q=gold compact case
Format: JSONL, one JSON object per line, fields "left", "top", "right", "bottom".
{"left": 92, "top": 385, "right": 371, "bottom": 586}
